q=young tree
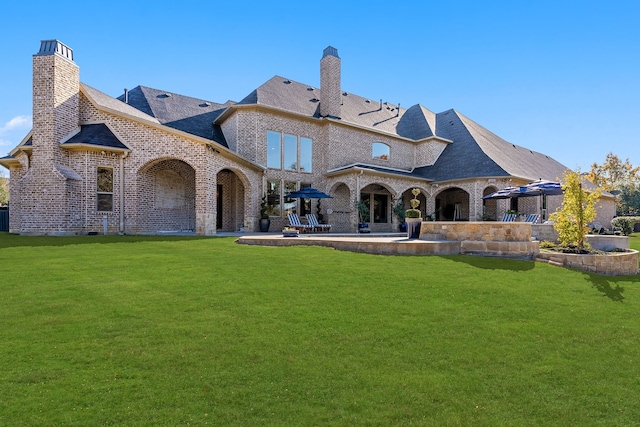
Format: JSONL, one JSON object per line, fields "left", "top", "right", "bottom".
{"left": 550, "top": 170, "right": 601, "bottom": 251}
{"left": 585, "top": 152, "right": 639, "bottom": 192}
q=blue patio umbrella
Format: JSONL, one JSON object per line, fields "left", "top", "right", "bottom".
{"left": 482, "top": 186, "right": 521, "bottom": 199}
{"left": 287, "top": 187, "right": 333, "bottom": 199}
{"left": 517, "top": 180, "right": 563, "bottom": 197}
{"left": 483, "top": 180, "right": 562, "bottom": 199}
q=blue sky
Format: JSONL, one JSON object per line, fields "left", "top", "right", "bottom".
{"left": 1, "top": 0, "right": 638, "bottom": 176}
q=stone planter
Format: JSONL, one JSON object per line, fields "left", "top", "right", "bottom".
{"left": 537, "top": 249, "right": 639, "bottom": 276}
{"left": 259, "top": 218, "right": 271, "bottom": 232}
{"left": 406, "top": 217, "right": 422, "bottom": 239}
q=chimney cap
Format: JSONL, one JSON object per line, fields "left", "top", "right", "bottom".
{"left": 322, "top": 46, "right": 339, "bottom": 59}
{"left": 35, "top": 40, "right": 74, "bottom": 62}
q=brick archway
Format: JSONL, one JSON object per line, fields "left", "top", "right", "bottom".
{"left": 136, "top": 158, "right": 196, "bottom": 233}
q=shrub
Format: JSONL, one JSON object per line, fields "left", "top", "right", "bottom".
{"left": 406, "top": 188, "right": 422, "bottom": 219}
{"left": 611, "top": 216, "right": 640, "bottom": 236}
{"left": 539, "top": 240, "right": 557, "bottom": 249}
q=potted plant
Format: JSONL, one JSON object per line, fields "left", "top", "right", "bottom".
{"left": 316, "top": 199, "right": 324, "bottom": 223}
{"left": 405, "top": 188, "right": 422, "bottom": 238}
{"left": 259, "top": 194, "right": 270, "bottom": 232}
{"left": 393, "top": 198, "right": 407, "bottom": 232}
{"left": 357, "top": 200, "right": 370, "bottom": 233}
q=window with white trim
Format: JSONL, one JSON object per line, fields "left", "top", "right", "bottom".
{"left": 97, "top": 167, "right": 114, "bottom": 212}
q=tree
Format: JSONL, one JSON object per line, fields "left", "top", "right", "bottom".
{"left": 617, "top": 184, "right": 640, "bottom": 216}
{"left": 550, "top": 170, "right": 600, "bottom": 251}
{"left": 0, "top": 170, "right": 8, "bottom": 206}
{"left": 585, "top": 152, "right": 639, "bottom": 192}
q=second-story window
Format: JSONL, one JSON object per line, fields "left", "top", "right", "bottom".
{"left": 267, "top": 131, "right": 282, "bottom": 169}
{"left": 372, "top": 142, "right": 390, "bottom": 161}
{"left": 267, "top": 131, "right": 313, "bottom": 173}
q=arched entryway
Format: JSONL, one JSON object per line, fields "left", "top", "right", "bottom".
{"left": 360, "top": 183, "right": 393, "bottom": 232}
{"left": 328, "top": 182, "right": 351, "bottom": 233}
{"left": 137, "top": 158, "right": 196, "bottom": 233}
{"left": 482, "top": 186, "right": 499, "bottom": 221}
{"left": 215, "top": 169, "right": 246, "bottom": 232}
{"left": 435, "top": 187, "right": 470, "bottom": 221}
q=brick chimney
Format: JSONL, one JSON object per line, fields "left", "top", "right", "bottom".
{"left": 320, "top": 46, "right": 341, "bottom": 119}
{"left": 23, "top": 40, "right": 81, "bottom": 234}
{"left": 32, "top": 39, "right": 79, "bottom": 167}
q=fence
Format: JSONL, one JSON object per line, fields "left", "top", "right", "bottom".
{"left": 0, "top": 209, "right": 8, "bottom": 232}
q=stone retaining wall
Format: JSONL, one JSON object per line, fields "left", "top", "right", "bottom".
{"left": 537, "top": 250, "right": 639, "bottom": 276}
{"left": 418, "top": 221, "right": 538, "bottom": 258}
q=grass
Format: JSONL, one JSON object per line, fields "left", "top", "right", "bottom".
{"left": 1, "top": 233, "right": 640, "bottom": 426}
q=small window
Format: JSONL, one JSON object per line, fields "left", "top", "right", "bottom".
{"left": 267, "top": 180, "right": 281, "bottom": 216}
{"left": 284, "top": 181, "right": 297, "bottom": 215}
{"left": 97, "top": 167, "right": 113, "bottom": 211}
{"left": 372, "top": 142, "right": 390, "bottom": 161}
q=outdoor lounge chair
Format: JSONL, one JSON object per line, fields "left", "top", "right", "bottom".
{"left": 524, "top": 214, "right": 540, "bottom": 223}
{"left": 287, "top": 213, "right": 313, "bottom": 233}
{"left": 307, "top": 213, "right": 332, "bottom": 233}
{"left": 501, "top": 213, "right": 517, "bottom": 222}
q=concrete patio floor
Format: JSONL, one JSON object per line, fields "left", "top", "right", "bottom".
{"left": 235, "top": 232, "right": 468, "bottom": 256}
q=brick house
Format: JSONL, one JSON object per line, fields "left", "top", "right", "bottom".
{"left": 0, "top": 40, "right": 614, "bottom": 235}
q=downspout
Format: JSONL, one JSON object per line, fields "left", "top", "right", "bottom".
{"left": 119, "top": 151, "right": 129, "bottom": 234}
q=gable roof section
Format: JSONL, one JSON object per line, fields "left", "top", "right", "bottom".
{"left": 234, "top": 76, "right": 442, "bottom": 139}
{"left": 458, "top": 111, "right": 567, "bottom": 181}
{"left": 81, "top": 84, "right": 160, "bottom": 124}
{"left": 61, "top": 124, "right": 129, "bottom": 150}
{"left": 396, "top": 104, "right": 436, "bottom": 140}
{"left": 414, "top": 110, "right": 568, "bottom": 182}
{"left": 237, "top": 76, "right": 320, "bottom": 117}
{"left": 119, "top": 86, "right": 233, "bottom": 145}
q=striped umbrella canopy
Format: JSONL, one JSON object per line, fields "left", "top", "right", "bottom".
{"left": 483, "top": 180, "right": 562, "bottom": 199}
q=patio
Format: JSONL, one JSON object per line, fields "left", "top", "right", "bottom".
{"left": 237, "top": 221, "right": 539, "bottom": 259}
{"left": 235, "top": 221, "right": 638, "bottom": 275}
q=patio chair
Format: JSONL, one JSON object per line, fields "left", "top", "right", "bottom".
{"left": 287, "top": 213, "right": 313, "bottom": 233}
{"left": 307, "top": 213, "right": 332, "bottom": 233}
{"left": 501, "top": 213, "right": 517, "bottom": 222}
{"left": 524, "top": 214, "right": 540, "bottom": 223}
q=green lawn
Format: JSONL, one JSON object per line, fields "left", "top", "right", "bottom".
{"left": 1, "top": 233, "right": 639, "bottom": 426}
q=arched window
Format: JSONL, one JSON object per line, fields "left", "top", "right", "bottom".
{"left": 372, "top": 142, "right": 390, "bottom": 161}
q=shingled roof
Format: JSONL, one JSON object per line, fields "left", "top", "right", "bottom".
{"left": 61, "top": 124, "right": 128, "bottom": 150}
{"left": 117, "top": 86, "right": 234, "bottom": 146}
{"left": 115, "top": 72, "right": 566, "bottom": 184}
{"left": 236, "top": 76, "right": 438, "bottom": 138}
{"left": 414, "top": 110, "right": 568, "bottom": 182}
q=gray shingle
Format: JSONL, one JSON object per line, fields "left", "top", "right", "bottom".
{"left": 115, "top": 72, "right": 567, "bottom": 184}
{"left": 118, "top": 86, "right": 233, "bottom": 145}
{"left": 62, "top": 124, "right": 128, "bottom": 149}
